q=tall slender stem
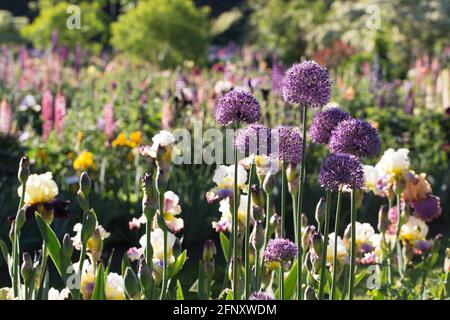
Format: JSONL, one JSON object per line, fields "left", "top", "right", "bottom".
{"left": 159, "top": 193, "right": 168, "bottom": 300}
{"left": 12, "top": 184, "right": 26, "bottom": 298}
{"left": 145, "top": 218, "right": 154, "bottom": 299}
{"left": 244, "top": 162, "right": 254, "bottom": 299}
{"left": 232, "top": 135, "right": 239, "bottom": 299}
{"left": 281, "top": 162, "right": 286, "bottom": 237}
{"left": 395, "top": 194, "right": 404, "bottom": 279}
{"left": 348, "top": 189, "right": 357, "bottom": 300}
{"left": 331, "top": 189, "right": 343, "bottom": 300}
{"left": 319, "top": 190, "right": 332, "bottom": 300}
{"left": 296, "top": 104, "right": 308, "bottom": 300}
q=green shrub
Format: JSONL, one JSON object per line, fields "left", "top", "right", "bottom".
{"left": 21, "top": 1, "right": 109, "bottom": 52}
{"left": 111, "top": 0, "right": 210, "bottom": 68}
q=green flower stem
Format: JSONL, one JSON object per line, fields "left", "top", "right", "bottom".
{"left": 244, "top": 162, "right": 255, "bottom": 299}
{"left": 159, "top": 192, "right": 168, "bottom": 300}
{"left": 280, "top": 161, "right": 286, "bottom": 238}
{"left": 263, "top": 192, "right": 272, "bottom": 250}
{"left": 291, "top": 193, "right": 301, "bottom": 299}
{"left": 35, "top": 241, "right": 49, "bottom": 298}
{"left": 12, "top": 183, "right": 26, "bottom": 299}
{"left": 232, "top": 141, "right": 239, "bottom": 300}
{"left": 386, "top": 197, "right": 394, "bottom": 285}
{"left": 279, "top": 264, "right": 284, "bottom": 300}
{"left": 331, "top": 189, "right": 343, "bottom": 300}
{"left": 77, "top": 212, "right": 87, "bottom": 299}
{"left": 348, "top": 189, "right": 357, "bottom": 300}
{"left": 319, "top": 190, "right": 332, "bottom": 300}
{"left": 296, "top": 105, "right": 308, "bottom": 300}
{"left": 145, "top": 218, "right": 154, "bottom": 299}
{"left": 255, "top": 245, "right": 261, "bottom": 291}
{"left": 395, "top": 194, "right": 404, "bottom": 279}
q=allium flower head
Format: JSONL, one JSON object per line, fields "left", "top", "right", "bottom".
{"left": 319, "top": 153, "right": 365, "bottom": 191}
{"left": 234, "top": 123, "right": 272, "bottom": 157}
{"left": 263, "top": 238, "right": 297, "bottom": 263}
{"left": 215, "top": 88, "right": 261, "bottom": 126}
{"left": 281, "top": 60, "right": 332, "bottom": 107}
{"left": 249, "top": 291, "right": 275, "bottom": 300}
{"left": 309, "top": 106, "right": 350, "bottom": 144}
{"left": 273, "top": 125, "right": 303, "bottom": 164}
{"left": 329, "top": 118, "right": 381, "bottom": 158}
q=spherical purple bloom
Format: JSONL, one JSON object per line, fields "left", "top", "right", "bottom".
{"left": 273, "top": 125, "right": 303, "bottom": 164}
{"left": 309, "top": 107, "right": 351, "bottom": 144}
{"left": 319, "top": 153, "right": 365, "bottom": 191}
{"left": 329, "top": 118, "right": 381, "bottom": 158}
{"left": 263, "top": 238, "right": 297, "bottom": 263}
{"left": 411, "top": 194, "right": 442, "bottom": 222}
{"left": 281, "top": 60, "right": 332, "bottom": 107}
{"left": 215, "top": 88, "right": 261, "bottom": 126}
{"left": 249, "top": 291, "right": 275, "bottom": 300}
{"left": 234, "top": 123, "right": 272, "bottom": 156}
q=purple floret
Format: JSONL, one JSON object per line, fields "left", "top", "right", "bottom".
{"left": 234, "top": 123, "right": 272, "bottom": 157}
{"left": 273, "top": 125, "right": 303, "bottom": 164}
{"left": 215, "top": 88, "right": 261, "bottom": 126}
{"left": 309, "top": 107, "right": 351, "bottom": 144}
{"left": 319, "top": 153, "right": 365, "bottom": 191}
{"left": 281, "top": 60, "right": 332, "bottom": 107}
{"left": 263, "top": 238, "right": 297, "bottom": 262}
{"left": 329, "top": 118, "right": 381, "bottom": 158}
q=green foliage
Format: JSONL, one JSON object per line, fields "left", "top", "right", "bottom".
{"left": 111, "top": 0, "right": 210, "bottom": 68}
{"left": 0, "top": 10, "right": 28, "bottom": 43}
{"left": 21, "top": 1, "right": 109, "bottom": 52}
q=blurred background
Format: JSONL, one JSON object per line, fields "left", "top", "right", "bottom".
{"left": 0, "top": 0, "right": 449, "bottom": 296}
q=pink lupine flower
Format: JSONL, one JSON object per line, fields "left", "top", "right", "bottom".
{"left": 0, "top": 98, "right": 13, "bottom": 135}
{"left": 103, "top": 102, "right": 116, "bottom": 141}
{"left": 41, "top": 90, "right": 54, "bottom": 140}
{"left": 54, "top": 92, "right": 66, "bottom": 133}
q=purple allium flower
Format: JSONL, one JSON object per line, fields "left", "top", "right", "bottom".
{"left": 411, "top": 194, "right": 442, "bottom": 222}
{"left": 281, "top": 60, "right": 332, "bottom": 107}
{"left": 103, "top": 102, "right": 116, "bottom": 141}
{"left": 41, "top": 90, "right": 54, "bottom": 141}
{"left": 329, "top": 118, "right": 381, "bottom": 158}
{"left": 249, "top": 291, "right": 275, "bottom": 300}
{"left": 319, "top": 153, "right": 365, "bottom": 191}
{"left": 215, "top": 89, "right": 261, "bottom": 126}
{"left": 273, "top": 125, "right": 303, "bottom": 164}
{"left": 235, "top": 123, "right": 272, "bottom": 157}
{"left": 263, "top": 238, "right": 297, "bottom": 263}
{"left": 309, "top": 107, "right": 351, "bottom": 144}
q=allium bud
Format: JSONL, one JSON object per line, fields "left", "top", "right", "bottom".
{"left": 79, "top": 172, "right": 91, "bottom": 196}
{"left": 314, "top": 197, "right": 326, "bottom": 229}
{"left": 124, "top": 267, "right": 140, "bottom": 299}
{"left": 156, "top": 167, "right": 170, "bottom": 194}
{"left": 77, "top": 189, "right": 89, "bottom": 213}
{"left": 18, "top": 156, "right": 30, "bottom": 185}
{"left": 81, "top": 210, "right": 97, "bottom": 244}
{"left": 252, "top": 221, "right": 265, "bottom": 251}
{"left": 62, "top": 233, "right": 74, "bottom": 258}
{"left": 377, "top": 205, "right": 389, "bottom": 233}
{"left": 285, "top": 162, "right": 300, "bottom": 195}
{"left": 21, "top": 252, "right": 34, "bottom": 283}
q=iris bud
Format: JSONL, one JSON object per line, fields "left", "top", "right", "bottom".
{"left": 79, "top": 172, "right": 91, "bottom": 196}
{"left": 18, "top": 156, "right": 30, "bottom": 185}
{"left": 62, "top": 233, "right": 74, "bottom": 258}
{"left": 81, "top": 210, "right": 97, "bottom": 244}
{"left": 21, "top": 252, "right": 34, "bottom": 283}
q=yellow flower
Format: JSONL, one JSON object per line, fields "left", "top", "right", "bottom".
{"left": 18, "top": 172, "right": 58, "bottom": 205}
{"left": 112, "top": 133, "right": 129, "bottom": 148}
{"left": 73, "top": 151, "right": 95, "bottom": 171}
{"left": 128, "top": 131, "right": 142, "bottom": 148}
